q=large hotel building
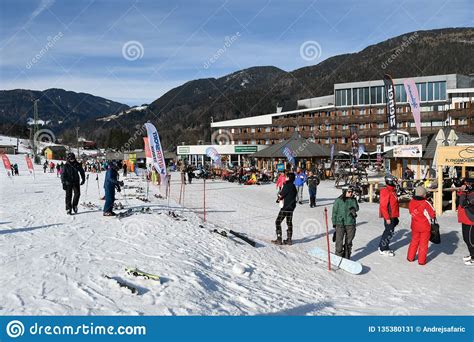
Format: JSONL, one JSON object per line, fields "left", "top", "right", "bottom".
{"left": 209, "top": 74, "right": 473, "bottom": 153}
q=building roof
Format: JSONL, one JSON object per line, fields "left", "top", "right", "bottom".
{"left": 252, "top": 132, "right": 334, "bottom": 158}
{"left": 43, "top": 145, "right": 67, "bottom": 153}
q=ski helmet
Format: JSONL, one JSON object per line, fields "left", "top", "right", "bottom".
{"left": 66, "top": 152, "right": 76, "bottom": 162}
{"left": 384, "top": 174, "right": 397, "bottom": 187}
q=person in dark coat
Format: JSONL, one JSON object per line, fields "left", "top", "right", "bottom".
{"left": 332, "top": 186, "right": 359, "bottom": 259}
{"left": 122, "top": 162, "right": 128, "bottom": 177}
{"left": 458, "top": 178, "right": 474, "bottom": 266}
{"left": 61, "top": 152, "right": 85, "bottom": 215}
{"left": 273, "top": 172, "right": 297, "bottom": 245}
{"left": 103, "top": 161, "right": 124, "bottom": 216}
{"left": 378, "top": 174, "right": 400, "bottom": 256}
{"left": 306, "top": 171, "right": 320, "bottom": 208}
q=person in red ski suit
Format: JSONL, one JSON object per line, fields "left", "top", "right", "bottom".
{"left": 378, "top": 175, "right": 400, "bottom": 256}
{"left": 457, "top": 178, "right": 474, "bottom": 265}
{"left": 407, "top": 186, "right": 435, "bottom": 265}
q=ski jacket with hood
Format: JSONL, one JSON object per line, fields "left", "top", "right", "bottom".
{"left": 278, "top": 181, "right": 297, "bottom": 212}
{"left": 294, "top": 172, "right": 307, "bottom": 187}
{"left": 458, "top": 190, "right": 474, "bottom": 225}
{"left": 408, "top": 196, "right": 435, "bottom": 232}
{"left": 61, "top": 161, "right": 85, "bottom": 186}
{"left": 379, "top": 185, "right": 399, "bottom": 220}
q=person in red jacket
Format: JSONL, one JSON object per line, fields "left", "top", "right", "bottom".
{"left": 378, "top": 174, "right": 400, "bottom": 256}
{"left": 457, "top": 178, "right": 474, "bottom": 266}
{"left": 407, "top": 186, "right": 435, "bottom": 265}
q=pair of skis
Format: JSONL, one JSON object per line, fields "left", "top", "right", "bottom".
{"left": 104, "top": 267, "right": 160, "bottom": 295}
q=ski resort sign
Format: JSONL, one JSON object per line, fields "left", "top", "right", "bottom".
{"left": 436, "top": 146, "right": 474, "bottom": 166}
{"left": 393, "top": 145, "right": 422, "bottom": 158}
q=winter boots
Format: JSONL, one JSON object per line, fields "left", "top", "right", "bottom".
{"left": 271, "top": 236, "right": 282, "bottom": 245}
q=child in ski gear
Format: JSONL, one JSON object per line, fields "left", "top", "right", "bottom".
{"left": 103, "top": 161, "right": 124, "bottom": 216}
{"left": 276, "top": 172, "right": 286, "bottom": 192}
{"left": 294, "top": 167, "right": 307, "bottom": 204}
{"left": 378, "top": 174, "right": 400, "bottom": 256}
{"left": 407, "top": 186, "right": 435, "bottom": 265}
{"left": 457, "top": 178, "right": 474, "bottom": 266}
{"left": 273, "top": 173, "right": 297, "bottom": 245}
{"left": 61, "top": 153, "right": 85, "bottom": 215}
{"left": 306, "top": 171, "right": 320, "bottom": 208}
{"left": 332, "top": 186, "right": 359, "bottom": 259}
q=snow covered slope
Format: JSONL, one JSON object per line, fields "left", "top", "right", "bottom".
{"left": 0, "top": 155, "right": 472, "bottom": 315}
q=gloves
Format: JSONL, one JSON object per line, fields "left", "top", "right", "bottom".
{"left": 332, "top": 231, "right": 337, "bottom": 243}
{"left": 62, "top": 183, "right": 67, "bottom": 191}
{"left": 117, "top": 187, "right": 121, "bottom": 193}
{"left": 119, "top": 181, "right": 124, "bottom": 187}
{"left": 80, "top": 179, "right": 85, "bottom": 185}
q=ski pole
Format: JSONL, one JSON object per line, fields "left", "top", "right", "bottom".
{"left": 203, "top": 178, "right": 206, "bottom": 222}
{"left": 96, "top": 174, "right": 101, "bottom": 199}
{"left": 324, "top": 207, "right": 331, "bottom": 271}
{"left": 85, "top": 174, "right": 89, "bottom": 198}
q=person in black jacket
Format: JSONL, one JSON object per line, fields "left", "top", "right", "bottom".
{"left": 273, "top": 172, "right": 298, "bottom": 245}
{"left": 61, "top": 152, "right": 85, "bottom": 215}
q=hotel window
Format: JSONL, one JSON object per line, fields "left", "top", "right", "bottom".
{"left": 377, "top": 137, "right": 384, "bottom": 143}
{"left": 360, "top": 124, "right": 366, "bottom": 129}
{"left": 432, "top": 121, "right": 444, "bottom": 127}
{"left": 377, "top": 123, "right": 384, "bottom": 128}
{"left": 360, "top": 138, "right": 366, "bottom": 143}
{"left": 238, "top": 140, "right": 243, "bottom": 144}
{"left": 395, "top": 84, "right": 407, "bottom": 102}
{"left": 335, "top": 89, "right": 351, "bottom": 106}
{"left": 342, "top": 124, "right": 349, "bottom": 130}
{"left": 427, "top": 82, "right": 434, "bottom": 101}
{"left": 326, "top": 111, "right": 331, "bottom": 117}
{"left": 265, "top": 127, "right": 270, "bottom": 132}
{"left": 231, "top": 128, "right": 235, "bottom": 133}
{"left": 458, "top": 118, "right": 467, "bottom": 125}
{"left": 251, "top": 128, "right": 256, "bottom": 133}
{"left": 265, "top": 139, "right": 270, "bottom": 144}
{"left": 326, "top": 124, "right": 331, "bottom": 130}
{"left": 377, "top": 108, "right": 384, "bottom": 114}
{"left": 360, "top": 108, "right": 366, "bottom": 115}
{"left": 353, "top": 88, "right": 358, "bottom": 105}
{"left": 417, "top": 83, "right": 427, "bottom": 101}
{"left": 421, "top": 122, "right": 431, "bottom": 127}
{"left": 251, "top": 140, "right": 256, "bottom": 144}
{"left": 310, "top": 125, "right": 314, "bottom": 131}
{"left": 370, "top": 87, "right": 376, "bottom": 105}
{"left": 342, "top": 110, "right": 348, "bottom": 116}
{"left": 325, "top": 138, "right": 330, "bottom": 144}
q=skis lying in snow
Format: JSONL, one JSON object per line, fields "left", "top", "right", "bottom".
{"left": 80, "top": 201, "right": 99, "bottom": 209}
{"left": 229, "top": 230, "right": 257, "bottom": 247}
{"left": 154, "top": 194, "right": 164, "bottom": 199}
{"left": 137, "top": 196, "right": 150, "bottom": 202}
{"left": 211, "top": 229, "right": 228, "bottom": 237}
{"left": 308, "top": 247, "right": 363, "bottom": 275}
{"left": 167, "top": 211, "right": 187, "bottom": 221}
{"left": 116, "top": 207, "right": 153, "bottom": 218}
{"left": 113, "top": 202, "right": 124, "bottom": 210}
{"left": 125, "top": 267, "right": 160, "bottom": 282}
{"left": 103, "top": 275, "right": 138, "bottom": 294}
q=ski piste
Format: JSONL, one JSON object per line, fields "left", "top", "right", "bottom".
{"left": 125, "top": 267, "right": 161, "bottom": 282}
{"left": 103, "top": 275, "right": 138, "bottom": 294}
{"left": 308, "top": 247, "right": 363, "bottom": 275}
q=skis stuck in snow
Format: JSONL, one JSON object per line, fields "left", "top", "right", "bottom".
{"left": 125, "top": 267, "right": 160, "bottom": 282}
{"left": 103, "top": 275, "right": 138, "bottom": 294}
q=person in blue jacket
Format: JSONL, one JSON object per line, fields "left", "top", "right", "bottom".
{"left": 294, "top": 167, "right": 307, "bottom": 204}
{"left": 103, "top": 161, "right": 124, "bottom": 216}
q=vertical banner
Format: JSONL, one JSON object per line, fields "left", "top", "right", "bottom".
{"left": 143, "top": 137, "right": 152, "bottom": 158}
{"left": 2, "top": 154, "right": 12, "bottom": 176}
{"left": 330, "top": 144, "right": 335, "bottom": 162}
{"left": 205, "top": 147, "right": 221, "bottom": 167}
{"left": 383, "top": 74, "right": 397, "bottom": 131}
{"left": 144, "top": 123, "right": 167, "bottom": 177}
{"left": 282, "top": 146, "right": 296, "bottom": 166}
{"left": 25, "top": 155, "right": 34, "bottom": 174}
{"left": 404, "top": 78, "right": 422, "bottom": 138}
{"left": 376, "top": 144, "right": 382, "bottom": 166}
{"left": 350, "top": 125, "right": 359, "bottom": 165}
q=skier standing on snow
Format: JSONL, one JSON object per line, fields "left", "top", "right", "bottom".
{"left": 103, "top": 161, "right": 124, "bottom": 216}
{"left": 294, "top": 167, "right": 307, "bottom": 204}
{"left": 273, "top": 172, "right": 297, "bottom": 245}
{"left": 306, "top": 170, "right": 320, "bottom": 208}
{"left": 457, "top": 178, "right": 474, "bottom": 266}
{"left": 43, "top": 160, "right": 48, "bottom": 173}
{"left": 332, "top": 186, "right": 359, "bottom": 259}
{"left": 407, "top": 186, "right": 435, "bottom": 265}
{"left": 378, "top": 175, "right": 400, "bottom": 256}
{"left": 61, "top": 153, "right": 85, "bottom": 215}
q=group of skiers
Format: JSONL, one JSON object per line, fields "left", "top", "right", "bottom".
{"left": 271, "top": 170, "right": 474, "bottom": 266}
{"left": 59, "top": 153, "right": 123, "bottom": 216}
{"left": 10, "top": 163, "right": 19, "bottom": 176}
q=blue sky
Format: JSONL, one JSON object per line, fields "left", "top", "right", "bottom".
{"left": 0, "top": 0, "right": 471, "bottom": 105}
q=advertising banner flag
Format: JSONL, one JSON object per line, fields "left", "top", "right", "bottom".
{"left": 25, "top": 155, "right": 34, "bottom": 173}
{"left": 330, "top": 144, "right": 335, "bottom": 162}
{"left": 205, "top": 147, "right": 221, "bottom": 167}
{"left": 144, "top": 123, "right": 167, "bottom": 176}
{"left": 404, "top": 78, "right": 422, "bottom": 138}
{"left": 383, "top": 74, "right": 397, "bottom": 131}
{"left": 2, "top": 154, "right": 12, "bottom": 175}
{"left": 350, "top": 125, "right": 359, "bottom": 165}
{"left": 282, "top": 146, "right": 296, "bottom": 166}
{"left": 143, "top": 137, "right": 152, "bottom": 158}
